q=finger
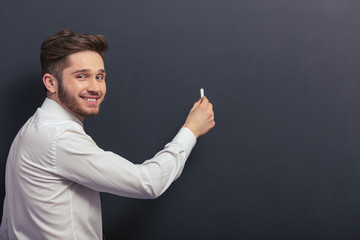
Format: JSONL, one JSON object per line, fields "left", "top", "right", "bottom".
{"left": 191, "top": 99, "right": 201, "bottom": 111}
{"left": 200, "top": 96, "right": 209, "bottom": 106}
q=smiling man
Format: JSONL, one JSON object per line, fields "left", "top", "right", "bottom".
{"left": 44, "top": 50, "right": 107, "bottom": 121}
{"left": 0, "top": 29, "right": 215, "bottom": 240}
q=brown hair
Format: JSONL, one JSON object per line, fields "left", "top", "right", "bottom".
{"left": 40, "top": 29, "right": 108, "bottom": 81}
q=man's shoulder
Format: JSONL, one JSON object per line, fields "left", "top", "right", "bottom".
{"left": 34, "top": 107, "right": 83, "bottom": 131}
{"left": 16, "top": 108, "right": 85, "bottom": 144}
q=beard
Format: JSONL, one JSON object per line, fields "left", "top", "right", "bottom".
{"left": 58, "top": 82, "right": 103, "bottom": 118}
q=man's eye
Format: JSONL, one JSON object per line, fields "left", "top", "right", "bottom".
{"left": 77, "top": 75, "right": 86, "bottom": 79}
{"left": 96, "top": 75, "right": 105, "bottom": 80}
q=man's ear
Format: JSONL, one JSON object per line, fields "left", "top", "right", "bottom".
{"left": 43, "top": 73, "right": 58, "bottom": 93}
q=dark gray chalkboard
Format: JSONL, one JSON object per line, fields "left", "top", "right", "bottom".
{"left": 1, "top": 0, "right": 360, "bottom": 239}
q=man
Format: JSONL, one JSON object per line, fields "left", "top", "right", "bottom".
{"left": 0, "top": 29, "right": 215, "bottom": 239}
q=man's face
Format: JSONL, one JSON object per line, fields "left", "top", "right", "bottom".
{"left": 57, "top": 51, "right": 106, "bottom": 121}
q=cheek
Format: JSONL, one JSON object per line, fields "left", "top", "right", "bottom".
{"left": 61, "top": 78, "right": 83, "bottom": 93}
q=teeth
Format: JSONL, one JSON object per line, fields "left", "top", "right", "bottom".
{"left": 84, "top": 98, "right": 96, "bottom": 102}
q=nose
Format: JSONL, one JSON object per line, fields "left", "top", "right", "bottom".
{"left": 87, "top": 77, "right": 101, "bottom": 94}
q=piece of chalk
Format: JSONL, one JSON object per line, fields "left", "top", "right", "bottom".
{"left": 200, "top": 88, "right": 204, "bottom": 98}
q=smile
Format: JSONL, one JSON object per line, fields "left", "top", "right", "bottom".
{"left": 81, "top": 96, "right": 100, "bottom": 104}
{"left": 84, "top": 98, "right": 96, "bottom": 102}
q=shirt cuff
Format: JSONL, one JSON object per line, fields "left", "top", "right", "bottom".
{"left": 172, "top": 127, "right": 197, "bottom": 155}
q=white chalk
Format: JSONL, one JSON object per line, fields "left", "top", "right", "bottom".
{"left": 200, "top": 88, "right": 204, "bottom": 98}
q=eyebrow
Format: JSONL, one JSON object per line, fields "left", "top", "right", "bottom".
{"left": 71, "top": 69, "right": 106, "bottom": 75}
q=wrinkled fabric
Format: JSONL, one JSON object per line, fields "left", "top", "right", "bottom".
{"left": 0, "top": 98, "right": 196, "bottom": 240}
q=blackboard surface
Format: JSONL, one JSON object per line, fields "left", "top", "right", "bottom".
{"left": 1, "top": 1, "right": 360, "bottom": 239}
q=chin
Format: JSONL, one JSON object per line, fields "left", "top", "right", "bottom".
{"left": 84, "top": 109, "right": 101, "bottom": 117}
{"left": 74, "top": 106, "right": 101, "bottom": 118}
{"left": 86, "top": 111, "right": 100, "bottom": 117}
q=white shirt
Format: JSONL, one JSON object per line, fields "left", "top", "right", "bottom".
{"left": 0, "top": 98, "right": 196, "bottom": 240}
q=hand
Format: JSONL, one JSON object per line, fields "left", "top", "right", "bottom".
{"left": 183, "top": 96, "right": 215, "bottom": 138}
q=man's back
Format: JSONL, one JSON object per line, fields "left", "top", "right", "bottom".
{"left": 0, "top": 98, "right": 200, "bottom": 240}
{"left": 1, "top": 99, "right": 103, "bottom": 239}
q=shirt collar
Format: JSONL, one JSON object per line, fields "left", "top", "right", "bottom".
{"left": 41, "top": 98, "right": 84, "bottom": 127}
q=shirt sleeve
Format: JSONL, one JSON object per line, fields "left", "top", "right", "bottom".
{"left": 54, "top": 127, "right": 196, "bottom": 199}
